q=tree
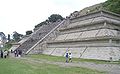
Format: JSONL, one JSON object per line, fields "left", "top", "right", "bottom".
{"left": 26, "top": 30, "right": 33, "bottom": 35}
{"left": 35, "top": 14, "right": 64, "bottom": 28}
{"left": 35, "top": 21, "right": 47, "bottom": 28}
{"left": 12, "top": 31, "right": 23, "bottom": 42}
{"left": 7, "top": 34, "right": 10, "bottom": 42}
{"left": 48, "top": 14, "right": 64, "bottom": 22}
{"left": 103, "top": 0, "right": 120, "bottom": 14}
{"left": 0, "top": 32, "right": 7, "bottom": 44}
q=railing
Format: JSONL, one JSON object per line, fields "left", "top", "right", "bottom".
{"left": 26, "top": 20, "right": 66, "bottom": 54}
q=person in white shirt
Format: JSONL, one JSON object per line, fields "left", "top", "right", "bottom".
{"left": 69, "top": 52, "right": 72, "bottom": 62}
{"left": 4, "top": 50, "right": 8, "bottom": 58}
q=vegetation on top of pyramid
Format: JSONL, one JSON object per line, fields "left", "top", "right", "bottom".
{"left": 103, "top": 0, "right": 120, "bottom": 14}
{"left": 12, "top": 31, "right": 23, "bottom": 42}
{"left": 69, "top": 0, "right": 120, "bottom": 19}
{"left": 80, "top": 0, "right": 120, "bottom": 15}
{"left": 26, "top": 30, "right": 33, "bottom": 35}
{"left": 35, "top": 14, "right": 64, "bottom": 28}
{"left": 34, "top": 0, "right": 120, "bottom": 30}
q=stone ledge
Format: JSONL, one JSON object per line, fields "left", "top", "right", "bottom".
{"left": 47, "top": 36, "right": 120, "bottom": 44}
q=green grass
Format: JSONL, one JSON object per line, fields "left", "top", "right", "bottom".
{"left": 26, "top": 54, "right": 120, "bottom": 64}
{"left": 0, "top": 58, "right": 105, "bottom": 74}
{"left": 26, "top": 54, "right": 65, "bottom": 62}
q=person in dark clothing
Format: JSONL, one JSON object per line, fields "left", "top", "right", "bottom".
{"left": 1, "top": 50, "right": 3, "bottom": 58}
{"left": 18, "top": 50, "right": 22, "bottom": 57}
{"left": 14, "top": 49, "right": 17, "bottom": 57}
{"left": 65, "top": 52, "right": 69, "bottom": 63}
{"left": 11, "top": 49, "right": 13, "bottom": 53}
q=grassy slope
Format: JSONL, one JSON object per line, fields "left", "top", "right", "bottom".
{"left": 26, "top": 54, "right": 120, "bottom": 64}
{"left": 0, "top": 58, "right": 105, "bottom": 74}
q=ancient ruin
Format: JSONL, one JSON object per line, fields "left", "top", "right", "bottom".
{"left": 10, "top": 5, "right": 120, "bottom": 61}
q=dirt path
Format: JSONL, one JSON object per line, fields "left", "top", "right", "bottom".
{"left": 20, "top": 57, "right": 120, "bottom": 74}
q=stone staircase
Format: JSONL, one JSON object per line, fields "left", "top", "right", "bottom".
{"left": 11, "top": 20, "right": 62, "bottom": 54}
{"left": 16, "top": 39, "right": 39, "bottom": 53}
{"left": 26, "top": 20, "right": 67, "bottom": 54}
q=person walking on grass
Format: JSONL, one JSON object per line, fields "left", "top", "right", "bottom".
{"left": 4, "top": 50, "right": 8, "bottom": 58}
{"left": 0, "top": 49, "right": 3, "bottom": 58}
{"left": 65, "top": 52, "right": 69, "bottom": 63}
{"left": 69, "top": 52, "right": 72, "bottom": 62}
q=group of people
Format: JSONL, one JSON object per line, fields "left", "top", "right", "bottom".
{"left": 0, "top": 49, "right": 23, "bottom": 58}
{"left": 65, "top": 51, "right": 72, "bottom": 63}
{"left": 0, "top": 50, "right": 9, "bottom": 58}
{"left": 13, "top": 49, "right": 22, "bottom": 57}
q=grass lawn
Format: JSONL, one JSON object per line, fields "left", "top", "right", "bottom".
{"left": 0, "top": 58, "right": 105, "bottom": 74}
{"left": 26, "top": 54, "right": 120, "bottom": 64}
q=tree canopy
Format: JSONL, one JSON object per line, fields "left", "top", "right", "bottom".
{"left": 7, "top": 34, "right": 10, "bottom": 42}
{"left": 35, "top": 14, "right": 64, "bottom": 28}
{"left": 26, "top": 30, "right": 33, "bottom": 35}
{"left": 12, "top": 31, "right": 23, "bottom": 42}
{"left": 0, "top": 32, "right": 6, "bottom": 40}
{"left": 48, "top": 14, "right": 64, "bottom": 22}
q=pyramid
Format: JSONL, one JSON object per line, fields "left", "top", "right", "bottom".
{"left": 28, "top": 10, "right": 120, "bottom": 61}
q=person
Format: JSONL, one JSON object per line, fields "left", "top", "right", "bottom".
{"left": 69, "top": 52, "right": 72, "bottom": 62}
{"left": 4, "top": 50, "right": 8, "bottom": 58}
{"left": 65, "top": 52, "right": 69, "bottom": 63}
{"left": 11, "top": 49, "right": 13, "bottom": 53}
{"left": 0, "top": 50, "right": 3, "bottom": 58}
{"left": 7, "top": 50, "right": 10, "bottom": 57}
{"left": 18, "top": 50, "right": 22, "bottom": 57}
{"left": 14, "top": 49, "right": 17, "bottom": 57}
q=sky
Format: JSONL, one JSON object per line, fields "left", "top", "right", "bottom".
{"left": 0, "top": 0, "right": 107, "bottom": 36}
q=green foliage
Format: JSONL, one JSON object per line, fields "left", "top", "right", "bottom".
{"left": 48, "top": 14, "right": 64, "bottom": 22}
{"left": 12, "top": 31, "right": 23, "bottom": 42}
{"left": 26, "top": 30, "right": 33, "bottom": 35}
{"left": 35, "top": 20, "right": 48, "bottom": 28}
{"left": 0, "top": 32, "right": 7, "bottom": 41}
{"left": 35, "top": 14, "right": 63, "bottom": 28}
{"left": 103, "top": 0, "right": 120, "bottom": 14}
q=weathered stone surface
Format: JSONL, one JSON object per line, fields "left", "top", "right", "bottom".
{"left": 43, "top": 10, "right": 120, "bottom": 61}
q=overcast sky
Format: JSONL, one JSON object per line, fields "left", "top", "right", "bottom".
{"left": 0, "top": 0, "right": 106, "bottom": 35}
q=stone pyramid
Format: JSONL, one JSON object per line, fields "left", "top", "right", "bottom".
{"left": 29, "top": 10, "right": 120, "bottom": 61}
